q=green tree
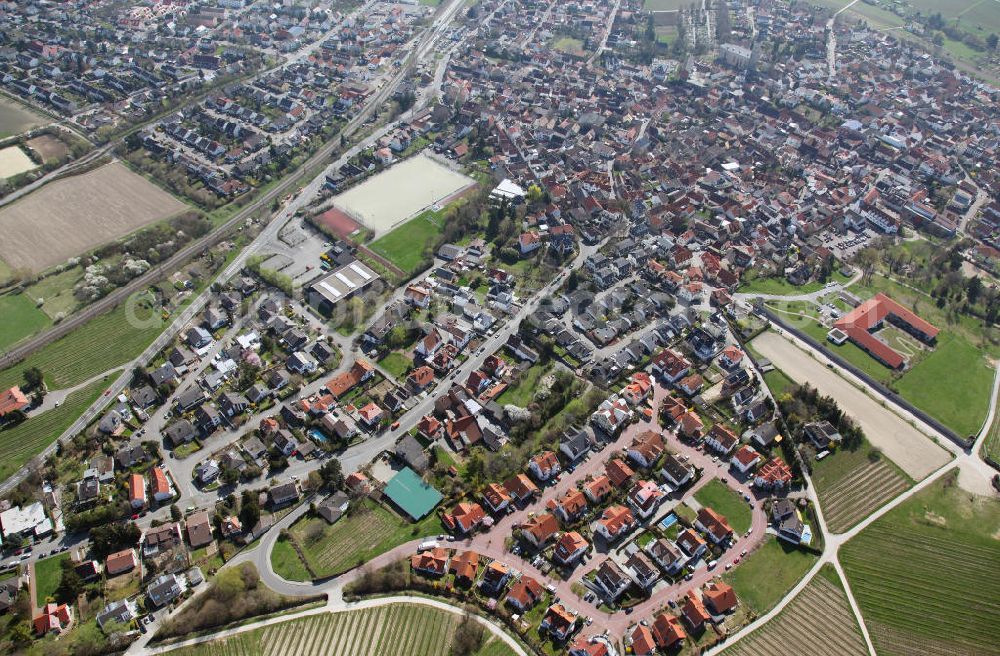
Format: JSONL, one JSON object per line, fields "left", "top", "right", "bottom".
{"left": 239, "top": 491, "right": 261, "bottom": 529}
{"left": 22, "top": 367, "right": 44, "bottom": 391}
{"left": 319, "top": 459, "right": 345, "bottom": 490}
{"left": 55, "top": 560, "right": 83, "bottom": 604}
{"left": 987, "top": 33, "right": 999, "bottom": 51}
{"left": 170, "top": 504, "right": 181, "bottom": 521}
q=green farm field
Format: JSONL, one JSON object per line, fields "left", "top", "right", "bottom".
{"left": 369, "top": 209, "right": 444, "bottom": 275}
{"left": 0, "top": 290, "right": 171, "bottom": 391}
{"left": 0, "top": 292, "right": 50, "bottom": 351}
{"left": 173, "top": 603, "right": 518, "bottom": 656}
{"left": 722, "top": 568, "right": 868, "bottom": 656}
{"left": 810, "top": 440, "right": 912, "bottom": 534}
{"left": 723, "top": 537, "right": 817, "bottom": 614}
{"left": 276, "top": 500, "right": 442, "bottom": 580}
{"left": 694, "top": 478, "right": 752, "bottom": 534}
{"left": 0, "top": 378, "right": 106, "bottom": 483}
{"left": 841, "top": 470, "right": 1000, "bottom": 656}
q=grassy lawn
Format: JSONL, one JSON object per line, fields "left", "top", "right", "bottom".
{"left": 270, "top": 535, "right": 312, "bottom": 582}
{"left": 550, "top": 37, "right": 585, "bottom": 55}
{"left": 287, "top": 500, "right": 443, "bottom": 579}
{"left": 34, "top": 553, "right": 70, "bottom": 605}
{"left": 723, "top": 536, "right": 817, "bottom": 614}
{"left": 893, "top": 332, "right": 993, "bottom": 438}
{"left": 0, "top": 291, "right": 171, "bottom": 390}
{"left": 378, "top": 352, "right": 413, "bottom": 380}
{"left": 0, "top": 292, "right": 51, "bottom": 351}
{"left": 762, "top": 368, "right": 795, "bottom": 397}
{"left": 694, "top": 479, "right": 751, "bottom": 534}
{"left": 496, "top": 363, "right": 548, "bottom": 407}
{"left": 0, "top": 379, "right": 106, "bottom": 483}
{"left": 179, "top": 603, "right": 518, "bottom": 656}
{"left": 739, "top": 269, "right": 849, "bottom": 296}
{"left": 370, "top": 209, "right": 444, "bottom": 275}
{"left": 26, "top": 266, "right": 82, "bottom": 320}
{"left": 434, "top": 446, "right": 455, "bottom": 468}
{"left": 841, "top": 470, "right": 1000, "bottom": 655}
{"left": 981, "top": 399, "right": 1000, "bottom": 465}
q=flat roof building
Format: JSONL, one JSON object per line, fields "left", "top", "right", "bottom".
{"left": 306, "top": 260, "right": 380, "bottom": 315}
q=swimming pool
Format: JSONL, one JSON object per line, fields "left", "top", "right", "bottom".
{"left": 309, "top": 429, "right": 328, "bottom": 443}
{"left": 658, "top": 513, "right": 678, "bottom": 530}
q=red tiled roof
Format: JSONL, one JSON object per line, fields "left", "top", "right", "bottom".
{"left": 704, "top": 581, "right": 739, "bottom": 614}
{"left": 0, "top": 386, "right": 29, "bottom": 416}
{"left": 833, "top": 293, "right": 938, "bottom": 368}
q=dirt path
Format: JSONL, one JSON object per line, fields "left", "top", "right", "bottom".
{"left": 752, "top": 331, "right": 951, "bottom": 480}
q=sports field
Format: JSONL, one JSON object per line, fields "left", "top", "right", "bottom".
{"left": 0, "top": 161, "right": 187, "bottom": 273}
{"left": 369, "top": 208, "right": 445, "bottom": 275}
{"left": 841, "top": 471, "right": 1000, "bottom": 656}
{"left": 333, "top": 153, "right": 473, "bottom": 235}
{"left": 174, "top": 604, "right": 517, "bottom": 656}
{"left": 723, "top": 569, "right": 867, "bottom": 656}
{"left": 0, "top": 145, "right": 38, "bottom": 179}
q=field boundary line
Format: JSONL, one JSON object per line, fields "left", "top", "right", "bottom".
{"left": 832, "top": 559, "right": 876, "bottom": 656}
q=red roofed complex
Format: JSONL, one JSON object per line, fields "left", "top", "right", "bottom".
{"left": 442, "top": 502, "right": 486, "bottom": 534}
{"left": 755, "top": 457, "right": 794, "bottom": 489}
{"left": 0, "top": 386, "right": 29, "bottom": 417}
{"left": 651, "top": 612, "right": 687, "bottom": 648}
{"left": 33, "top": 603, "right": 72, "bottom": 635}
{"left": 832, "top": 293, "right": 938, "bottom": 369}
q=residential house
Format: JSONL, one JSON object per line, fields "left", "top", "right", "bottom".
{"left": 676, "top": 528, "right": 708, "bottom": 560}
{"left": 185, "top": 511, "right": 213, "bottom": 548}
{"left": 552, "top": 489, "right": 588, "bottom": 524}
{"left": 650, "top": 613, "right": 687, "bottom": 650}
{"left": 626, "top": 551, "right": 660, "bottom": 590}
{"left": 695, "top": 507, "right": 733, "bottom": 545}
{"left": 595, "top": 505, "right": 636, "bottom": 542}
{"left": 553, "top": 531, "right": 589, "bottom": 565}
{"left": 627, "top": 431, "right": 665, "bottom": 469}
{"left": 149, "top": 467, "right": 173, "bottom": 502}
{"left": 105, "top": 549, "right": 138, "bottom": 576}
{"left": 755, "top": 458, "right": 793, "bottom": 490}
{"left": 33, "top": 603, "right": 72, "bottom": 635}
{"left": 590, "top": 397, "right": 632, "bottom": 436}
{"left": 730, "top": 445, "right": 762, "bottom": 475}
{"left": 504, "top": 474, "right": 539, "bottom": 504}
{"left": 521, "top": 512, "right": 560, "bottom": 548}
{"left": 631, "top": 625, "right": 657, "bottom": 656}
{"left": 449, "top": 550, "right": 480, "bottom": 587}
{"left": 128, "top": 473, "right": 146, "bottom": 509}
{"left": 146, "top": 574, "right": 183, "bottom": 608}
{"left": 647, "top": 538, "right": 685, "bottom": 575}
{"left": 479, "top": 561, "right": 511, "bottom": 595}
{"left": 559, "top": 428, "right": 595, "bottom": 463}
{"left": 704, "top": 424, "right": 739, "bottom": 454}
{"left": 583, "top": 475, "right": 613, "bottom": 504}
{"left": 659, "top": 454, "right": 694, "bottom": 489}
{"left": 442, "top": 502, "right": 486, "bottom": 535}
{"left": 482, "top": 483, "right": 512, "bottom": 514}
{"left": 594, "top": 559, "right": 631, "bottom": 601}
{"left": 540, "top": 603, "right": 576, "bottom": 641}
{"left": 528, "top": 451, "right": 561, "bottom": 483}
{"left": 505, "top": 575, "right": 544, "bottom": 612}
{"left": 96, "top": 599, "right": 136, "bottom": 630}
{"left": 164, "top": 419, "right": 197, "bottom": 446}
{"left": 411, "top": 548, "right": 449, "bottom": 577}
{"left": 651, "top": 349, "right": 690, "bottom": 384}
{"left": 677, "top": 374, "right": 704, "bottom": 398}
{"left": 704, "top": 581, "right": 739, "bottom": 615}
{"left": 628, "top": 480, "right": 664, "bottom": 520}
{"left": 682, "top": 593, "right": 712, "bottom": 630}
{"left": 268, "top": 482, "right": 300, "bottom": 508}
{"left": 804, "top": 421, "right": 842, "bottom": 450}
{"left": 143, "top": 523, "right": 182, "bottom": 557}
{"left": 605, "top": 459, "right": 634, "bottom": 488}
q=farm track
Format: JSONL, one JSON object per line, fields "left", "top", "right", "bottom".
{"left": 722, "top": 576, "right": 867, "bottom": 656}
{"left": 820, "top": 460, "right": 911, "bottom": 533}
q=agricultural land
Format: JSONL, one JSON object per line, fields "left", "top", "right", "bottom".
{"left": 0, "top": 96, "right": 45, "bottom": 138}
{"left": 0, "top": 161, "right": 187, "bottom": 273}
{"left": 170, "top": 604, "right": 517, "bottom": 656}
{"left": 723, "top": 537, "right": 818, "bottom": 615}
{"left": 722, "top": 567, "right": 868, "bottom": 656}
{"left": 841, "top": 471, "right": 1000, "bottom": 656}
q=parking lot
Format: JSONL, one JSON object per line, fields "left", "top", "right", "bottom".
{"left": 823, "top": 227, "right": 877, "bottom": 259}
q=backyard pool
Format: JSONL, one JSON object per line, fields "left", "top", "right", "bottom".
{"left": 309, "top": 429, "right": 328, "bottom": 443}
{"left": 658, "top": 513, "right": 678, "bottom": 530}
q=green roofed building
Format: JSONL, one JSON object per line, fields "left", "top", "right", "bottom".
{"left": 382, "top": 467, "right": 442, "bottom": 520}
